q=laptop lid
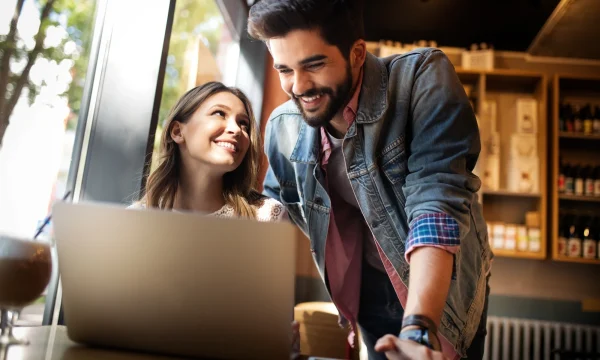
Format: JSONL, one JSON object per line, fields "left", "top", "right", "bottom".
{"left": 52, "top": 201, "right": 297, "bottom": 359}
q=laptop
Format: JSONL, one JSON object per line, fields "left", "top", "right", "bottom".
{"left": 52, "top": 201, "right": 297, "bottom": 359}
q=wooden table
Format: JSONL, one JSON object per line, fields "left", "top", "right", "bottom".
{"left": 1, "top": 327, "right": 316, "bottom": 360}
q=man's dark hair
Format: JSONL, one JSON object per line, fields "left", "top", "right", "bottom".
{"left": 248, "top": 0, "right": 365, "bottom": 59}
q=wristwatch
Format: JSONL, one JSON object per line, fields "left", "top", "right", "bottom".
{"left": 399, "top": 314, "right": 442, "bottom": 351}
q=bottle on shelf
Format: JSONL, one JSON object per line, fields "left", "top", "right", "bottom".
{"left": 567, "top": 215, "right": 582, "bottom": 258}
{"left": 559, "top": 104, "right": 566, "bottom": 132}
{"left": 583, "top": 104, "right": 594, "bottom": 135}
{"left": 584, "top": 165, "right": 595, "bottom": 196}
{"left": 573, "top": 105, "right": 583, "bottom": 133}
{"left": 574, "top": 164, "right": 584, "bottom": 196}
{"left": 564, "top": 163, "right": 574, "bottom": 195}
{"left": 558, "top": 159, "right": 566, "bottom": 193}
{"left": 593, "top": 106, "right": 600, "bottom": 135}
{"left": 565, "top": 104, "right": 574, "bottom": 132}
{"left": 596, "top": 218, "right": 600, "bottom": 260}
{"left": 582, "top": 216, "right": 597, "bottom": 260}
{"left": 557, "top": 213, "right": 568, "bottom": 257}
{"left": 594, "top": 165, "right": 600, "bottom": 197}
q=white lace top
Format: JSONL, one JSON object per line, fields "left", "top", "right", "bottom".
{"left": 130, "top": 196, "right": 287, "bottom": 222}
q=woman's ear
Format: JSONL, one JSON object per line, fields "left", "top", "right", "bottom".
{"left": 170, "top": 121, "right": 184, "bottom": 144}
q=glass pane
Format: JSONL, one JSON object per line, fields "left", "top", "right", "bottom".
{"left": 0, "top": 0, "right": 97, "bottom": 325}
{"left": 151, "top": 0, "right": 239, "bottom": 170}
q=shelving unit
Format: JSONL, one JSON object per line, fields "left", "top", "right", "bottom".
{"left": 559, "top": 132, "right": 600, "bottom": 140}
{"left": 492, "top": 248, "right": 546, "bottom": 260}
{"left": 551, "top": 74, "right": 600, "bottom": 264}
{"left": 455, "top": 67, "right": 548, "bottom": 260}
{"left": 482, "top": 190, "right": 541, "bottom": 198}
{"left": 553, "top": 256, "right": 600, "bottom": 265}
{"left": 558, "top": 194, "right": 600, "bottom": 203}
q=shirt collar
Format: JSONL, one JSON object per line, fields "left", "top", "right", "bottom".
{"left": 320, "top": 66, "right": 364, "bottom": 166}
{"left": 342, "top": 67, "right": 364, "bottom": 125}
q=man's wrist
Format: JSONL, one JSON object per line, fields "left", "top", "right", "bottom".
{"left": 399, "top": 315, "right": 441, "bottom": 351}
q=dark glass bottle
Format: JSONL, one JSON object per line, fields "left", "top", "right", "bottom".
{"left": 593, "top": 106, "right": 600, "bottom": 135}
{"left": 583, "top": 104, "right": 594, "bottom": 135}
{"left": 574, "top": 164, "right": 584, "bottom": 196}
{"left": 583, "top": 217, "right": 597, "bottom": 259}
{"left": 584, "top": 165, "right": 595, "bottom": 196}
{"left": 574, "top": 105, "right": 583, "bottom": 133}
{"left": 559, "top": 104, "right": 566, "bottom": 132}
{"left": 597, "top": 217, "right": 600, "bottom": 260}
{"left": 557, "top": 213, "right": 568, "bottom": 257}
{"left": 558, "top": 159, "right": 566, "bottom": 193}
{"left": 567, "top": 216, "right": 582, "bottom": 258}
{"left": 566, "top": 104, "right": 575, "bottom": 132}
{"left": 594, "top": 165, "right": 600, "bottom": 197}
{"left": 564, "top": 164, "right": 574, "bottom": 195}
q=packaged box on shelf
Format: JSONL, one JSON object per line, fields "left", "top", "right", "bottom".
{"left": 461, "top": 49, "right": 494, "bottom": 71}
{"left": 525, "top": 212, "right": 540, "bottom": 229}
{"left": 528, "top": 228, "right": 541, "bottom": 253}
{"left": 509, "top": 133, "right": 538, "bottom": 159}
{"left": 516, "top": 98, "right": 538, "bottom": 134}
{"left": 481, "top": 100, "right": 497, "bottom": 133}
{"left": 484, "top": 132, "right": 501, "bottom": 157}
{"left": 481, "top": 154, "right": 500, "bottom": 191}
{"left": 507, "top": 156, "right": 539, "bottom": 193}
{"left": 504, "top": 225, "right": 517, "bottom": 251}
{"left": 492, "top": 223, "right": 505, "bottom": 250}
{"left": 517, "top": 226, "right": 528, "bottom": 252}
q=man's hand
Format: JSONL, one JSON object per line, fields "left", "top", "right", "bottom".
{"left": 375, "top": 335, "right": 447, "bottom": 360}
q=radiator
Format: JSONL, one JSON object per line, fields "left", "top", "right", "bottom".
{"left": 484, "top": 316, "right": 600, "bottom": 360}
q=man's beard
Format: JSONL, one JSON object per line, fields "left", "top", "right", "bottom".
{"left": 292, "top": 64, "right": 354, "bottom": 128}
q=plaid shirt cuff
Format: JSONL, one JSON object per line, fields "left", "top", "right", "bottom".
{"left": 405, "top": 213, "right": 460, "bottom": 263}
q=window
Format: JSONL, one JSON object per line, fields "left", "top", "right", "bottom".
{"left": 0, "top": 0, "right": 97, "bottom": 325}
{"left": 151, "top": 0, "right": 239, "bottom": 170}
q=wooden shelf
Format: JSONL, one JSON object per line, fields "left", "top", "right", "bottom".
{"left": 551, "top": 74, "right": 600, "bottom": 265}
{"left": 493, "top": 248, "right": 546, "bottom": 260}
{"left": 553, "top": 256, "right": 600, "bottom": 265}
{"left": 454, "top": 68, "right": 544, "bottom": 90}
{"left": 454, "top": 67, "right": 544, "bottom": 78}
{"left": 559, "top": 132, "right": 600, "bottom": 140}
{"left": 482, "top": 190, "right": 541, "bottom": 198}
{"left": 455, "top": 69, "right": 480, "bottom": 85}
{"left": 559, "top": 194, "right": 600, "bottom": 203}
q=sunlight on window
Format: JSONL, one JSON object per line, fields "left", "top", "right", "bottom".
{"left": 151, "top": 0, "right": 240, "bottom": 172}
{"left": 0, "top": 0, "right": 97, "bottom": 325}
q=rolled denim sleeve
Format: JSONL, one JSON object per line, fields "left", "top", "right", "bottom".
{"left": 262, "top": 120, "right": 282, "bottom": 204}
{"left": 402, "top": 49, "right": 481, "bottom": 261}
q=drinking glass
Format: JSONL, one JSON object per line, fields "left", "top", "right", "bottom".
{"left": 0, "top": 235, "right": 52, "bottom": 346}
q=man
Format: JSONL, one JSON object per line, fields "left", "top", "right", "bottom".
{"left": 248, "top": 1, "right": 492, "bottom": 359}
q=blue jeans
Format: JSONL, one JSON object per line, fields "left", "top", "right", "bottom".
{"left": 357, "top": 262, "right": 490, "bottom": 360}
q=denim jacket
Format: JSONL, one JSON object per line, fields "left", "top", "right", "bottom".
{"left": 262, "top": 48, "right": 493, "bottom": 356}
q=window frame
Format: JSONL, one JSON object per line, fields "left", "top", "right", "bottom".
{"left": 44, "top": 0, "right": 267, "bottom": 325}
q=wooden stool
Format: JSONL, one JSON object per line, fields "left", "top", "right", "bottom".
{"left": 294, "top": 302, "right": 361, "bottom": 360}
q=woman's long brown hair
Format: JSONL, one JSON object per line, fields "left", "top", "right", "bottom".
{"left": 143, "top": 82, "right": 262, "bottom": 218}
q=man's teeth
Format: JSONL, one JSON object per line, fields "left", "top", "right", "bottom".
{"left": 216, "top": 142, "right": 237, "bottom": 151}
{"left": 302, "top": 94, "right": 322, "bottom": 102}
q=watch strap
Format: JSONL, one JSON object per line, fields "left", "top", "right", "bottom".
{"left": 402, "top": 314, "right": 438, "bottom": 334}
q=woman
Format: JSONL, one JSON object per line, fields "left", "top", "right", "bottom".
{"left": 133, "top": 82, "right": 298, "bottom": 357}
{"left": 133, "top": 81, "right": 284, "bottom": 222}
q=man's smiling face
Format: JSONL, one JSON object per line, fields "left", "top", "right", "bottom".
{"left": 269, "top": 29, "right": 353, "bottom": 128}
